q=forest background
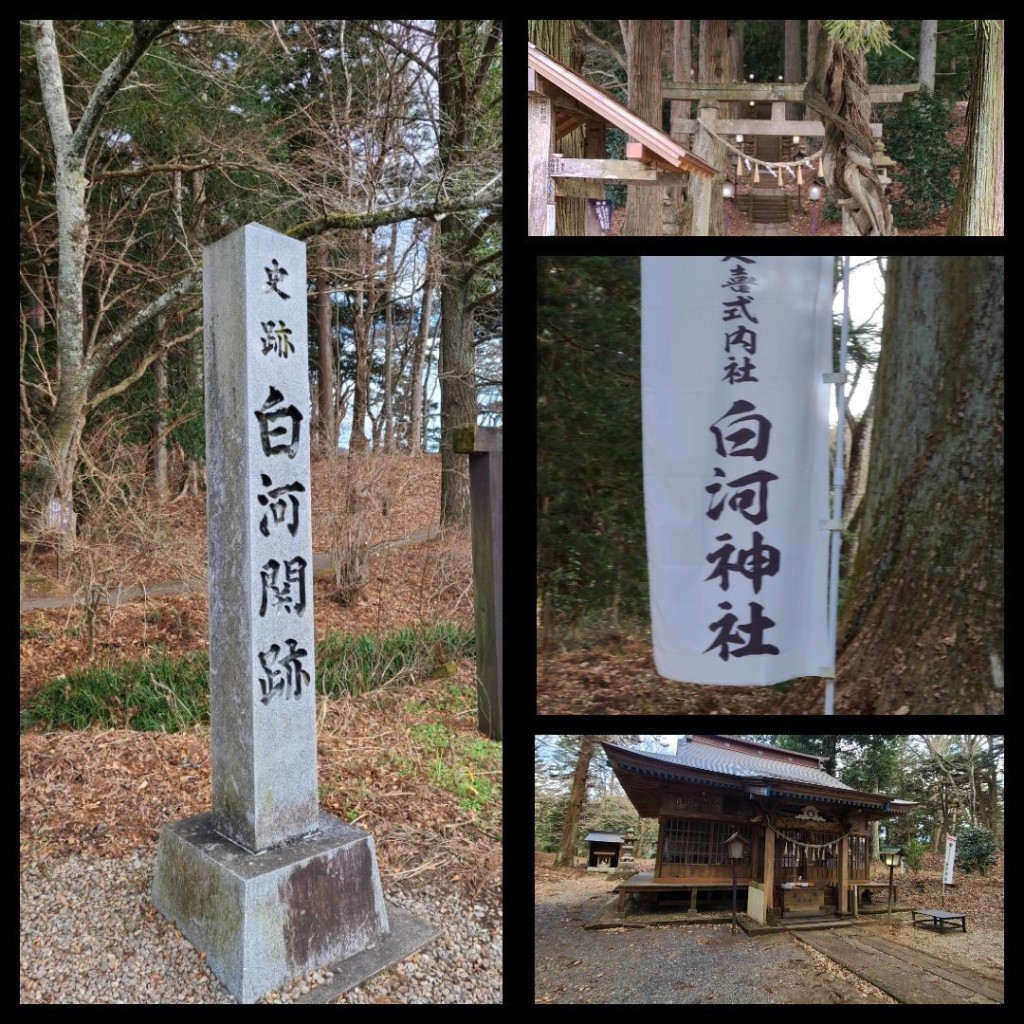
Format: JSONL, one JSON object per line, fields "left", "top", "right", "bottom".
{"left": 20, "top": 19, "right": 502, "bottom": 560}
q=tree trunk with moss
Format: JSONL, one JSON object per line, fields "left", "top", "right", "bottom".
{"left": 947, "top": 21, "right": 1004, "bottom": 236}
{"left": 621, "top": 20, "right": 663, "bottom": 236}
{"left": 804, "top": 29, "right": 894, "bottom": 235}
{"left": 836, "top": 257, "right": 1003, "bottom": 714}
{"left": 529, "top": 20, "right": 587, "bottom": 236}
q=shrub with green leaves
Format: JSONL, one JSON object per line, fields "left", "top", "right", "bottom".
{"left": 899, "top": 838, "right": 926, "bottom": 872}
{"left": 882, "top": 87, "right": 958, "bottom": 229}
{"left": 955, "top": 824, "right": 999, "bottom": 875}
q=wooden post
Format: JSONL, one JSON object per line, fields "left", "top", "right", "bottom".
{"left": 839, "top": 833, "right": 850, "bottom": 914}
{"left": 452, "top": 425, "right": 502, "bottom": 740}
{"left": 583, "top": 120, "right": 607, "bottom": 237}
{"left": 762, "top": 827, "right": 775, "bottom": 918}
{"left": 528, "top": 95, "right": 556, "bottom": 236}
{"left": 690, "top": 102, "right": 718, "bottom": 236}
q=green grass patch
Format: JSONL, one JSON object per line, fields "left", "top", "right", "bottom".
{"left": 317, "top": 621, "right": 474, "bottom": 699}
{"left": 21, "top": 621, "right": 475, "bottom": 733}
{"left": 20, "top": 650, "right": 210, "bottom": 733}
{"left": 408, "top": 722, "right": 501, "bottom": 817}
{"left": 427, "top": 738, "right": 500, "bottom": 816}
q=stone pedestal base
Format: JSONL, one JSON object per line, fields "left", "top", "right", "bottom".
{"left": 152, "top": 810, "right": 422, "bottom": 1003}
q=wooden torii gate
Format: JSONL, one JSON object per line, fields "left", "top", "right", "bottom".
{"left": 665, "top": 82, "right": 920, "bottom": 141}
{"left": 666, "top": 81, "right": 918, "bottom": 225}
{"left": 528, "top": 43, "right": 717, "bottom": 236}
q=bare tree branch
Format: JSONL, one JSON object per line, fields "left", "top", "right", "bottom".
{"left": 92, "top": 268, "right": 202, "bottom": 367}
{"left": 89, "top": 325, "right": 203, "bottom": 409}
{"left": 579, "top": 21, "right": 626, "bottom": 70}
{"left": 93, "top": 160, "right": 254, "bottom": 181}
{"left": 288, "top": 195, "right": 501, "bottom": 240}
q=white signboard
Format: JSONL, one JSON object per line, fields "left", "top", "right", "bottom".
{"left": 641, "top": 256, "right": 834, "bottom": 685}
{"left": 944, "top": 834, "right": 957, "bottom": 885}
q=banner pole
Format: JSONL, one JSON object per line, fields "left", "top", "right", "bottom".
{"left": 824, "top": 257, "right": 851, "bottom": 715}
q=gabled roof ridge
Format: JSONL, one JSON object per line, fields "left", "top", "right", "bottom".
{"left": 528, "top": 42, "right": 717, "bottom": 178}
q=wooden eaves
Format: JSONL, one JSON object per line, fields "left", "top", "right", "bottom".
{"left": 527, "top": 41, "right": 717, "bottom": 179}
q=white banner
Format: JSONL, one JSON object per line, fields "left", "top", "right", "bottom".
{"left": 641, "top": 256, "right": 833, "bottom": 685}
{"left": 944, "top": 834, "right": 957, "bottom": 884}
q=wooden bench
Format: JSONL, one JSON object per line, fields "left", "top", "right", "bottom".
{"left": 911, "top": 908, "right": 967, "bottom": 933}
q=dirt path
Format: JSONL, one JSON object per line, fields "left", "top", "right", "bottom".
{"left": 535, "top": 865, "right": 1004, "bottom": 1005}
{"left": 535, "top": 872, "right": 893, "bottom": 1004}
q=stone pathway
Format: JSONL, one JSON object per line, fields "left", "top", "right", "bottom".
{"left": 793, "top": 928, "right": 1003, "bottom": 1004}
{"left": 744, "top": 223, "right": 790, "bottom": 235}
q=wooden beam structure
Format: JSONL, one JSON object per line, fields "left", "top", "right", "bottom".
{"left": 669, "top": 81, "right": 919, "bottom": 144}
{"left": 550, "top": 157, "right": 679, "bottom": 184}
{"left": 664, "top": 82, "right": 920, "bottom": 103}
{"left": 674, "top": 117, "right": 883, "bottom": 139}
{"left": 528, "top": 43, "right": 716, "bottom": 177}
{"left": 528, "top": 43, "right": 724, "bottom": 235}
{"left": 528, "top": 94, "right": 556, "bottom": 236}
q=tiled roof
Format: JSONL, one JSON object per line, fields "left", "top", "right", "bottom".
{"left": 618, "top": 739, "right": 855, "bottom": 792}
{"left": 584, "top": 832, "right": 624, "bottom": 844}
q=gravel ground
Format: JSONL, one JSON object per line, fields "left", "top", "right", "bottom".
{"left": 535, "top": 875, "right": 892, "bottom": 1004}
{"left": 20, "top": 849, "right": 501, "bottom": 1004}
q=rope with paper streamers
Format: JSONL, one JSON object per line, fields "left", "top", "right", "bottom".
{"left": 695, "top": 115, "right": 826, "bottom": 184}
{"left": 772, "top": 826, "right": 855, "bottom": 852}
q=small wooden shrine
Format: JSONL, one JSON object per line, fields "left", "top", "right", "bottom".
{"left": 584, "top": 832, "right": 625, "bottom": 871}
{"left": 603, "top": 736, "right": 914, "bottom": 921}
{"left": 528, "top": 42, "right": 716, "bottom": 236}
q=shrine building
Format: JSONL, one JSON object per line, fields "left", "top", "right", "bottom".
{"left": 584, "top": 832, "right": 625, "bottom": 871}
{"left": 603, "top": 736, "right": 914, "bottom": 922}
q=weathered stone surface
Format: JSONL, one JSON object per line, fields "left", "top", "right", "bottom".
{"left": 152, "top": 812, "right": 390, "bottom": 1004}
{"left": 202, "top": 222, "right": 317, "bottom": 853}
{"left": 152, "top": 223, "right": 436, "bottom": 1003}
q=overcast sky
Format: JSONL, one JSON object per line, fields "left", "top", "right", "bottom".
{"left": 833, "top": 256, "right": 885, "bottom": 419}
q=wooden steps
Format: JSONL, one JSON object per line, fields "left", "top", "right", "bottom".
{"left": 750, "top": 134, "right": 790, "bottom": 223}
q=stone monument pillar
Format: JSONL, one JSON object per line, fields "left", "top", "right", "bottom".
{"left": 152, "top": 223, "right": 430, "bottom": 1003}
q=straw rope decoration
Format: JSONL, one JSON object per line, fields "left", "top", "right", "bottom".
{"left": 769, "top": 823, "right": 856, "bottom": 851}
{"left": 695, "top": 115, "right": 826, "bottom": 178}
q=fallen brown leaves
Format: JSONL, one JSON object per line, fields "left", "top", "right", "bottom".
{"left": 20, "top": 454, "right": 498, "bottom": 900}
{"left": 21, "top": 454, "right": 472, "bottom": 707}
{"left": 21, "top": 664, "right": 500, "bottom": 900}
{"left": 537, "top": 634, "right": 786, "bottom": 715}
{"left": 887, "top": 852, "right": 1004, "bottom": 929}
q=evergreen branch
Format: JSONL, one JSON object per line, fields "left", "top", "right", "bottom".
{"left": 288, "top": 195, "right": 501, "bottom": 240}
{"left": 70, "top": 20, "right": 176, "bottom": 164}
